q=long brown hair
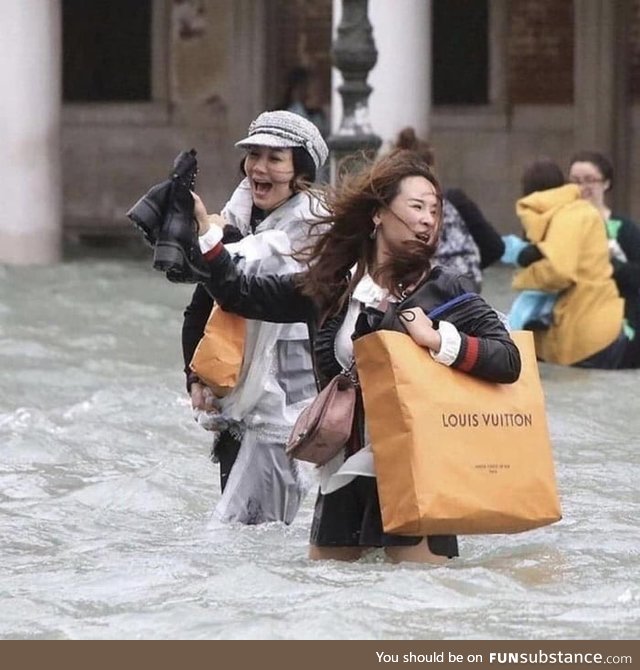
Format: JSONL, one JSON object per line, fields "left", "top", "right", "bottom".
{"left": 296, "top": 149, "right": 443, "bottom": 317}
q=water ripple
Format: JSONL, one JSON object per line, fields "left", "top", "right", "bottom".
{"left": 0, "top": 262, "right": 638, "bottom": 639}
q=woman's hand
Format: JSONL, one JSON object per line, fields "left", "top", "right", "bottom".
{"left": 192, "top": 193, "right": 226, "bottom": 237}
{"left": 192, "top": 192, "right": 210, "bottom": 234}
{"left": 398, "top": 307, "right": 442, "bottom": 353}
{"left": 190, "top": 382, "right": 219, "bottom": 412}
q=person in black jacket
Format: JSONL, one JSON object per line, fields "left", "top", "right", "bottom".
{"left": 191, "top": 149, "right": 521, "bottom": 564}
{"left": 445, "top": 187, "right": 505, "bottom": 269}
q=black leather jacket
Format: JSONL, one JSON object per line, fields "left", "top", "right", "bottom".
{"left": 201, "top": 248, "right": 521, "bottom": 389}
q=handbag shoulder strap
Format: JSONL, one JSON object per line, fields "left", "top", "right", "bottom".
{"left": 341, "top": 357, "right": 359, "bottom": 387}
{"left": 426, "top": 292, "right": 478, "bottom": 319}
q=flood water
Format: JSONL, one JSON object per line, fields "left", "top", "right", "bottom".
{"left": 0, "top": 247, "right": 638, "bottom": 639}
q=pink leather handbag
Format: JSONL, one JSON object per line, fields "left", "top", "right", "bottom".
{"left": 286, "top": 369, "right": 357, "bottom": 466}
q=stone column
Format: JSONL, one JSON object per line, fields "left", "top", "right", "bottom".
{"left": 573, "top": 0, "right": 630, "bottom": 212}
{"left": 0, "top": 1, "right": 62, "bottom": 264}
{"left": 368, "top": 0, "right": 431, "bottom": 147}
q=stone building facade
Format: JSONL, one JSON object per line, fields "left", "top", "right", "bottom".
{"left": 2, "top": 0, "right": 640, "bottom": 262}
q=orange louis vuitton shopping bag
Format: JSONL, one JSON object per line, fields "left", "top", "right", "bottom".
{"left": 353, "top": 330, "right": 561, "bottom": 536}
{"left": 190, "top": 305, "right": 246, "bottom": 397}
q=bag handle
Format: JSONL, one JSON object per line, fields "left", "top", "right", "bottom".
{"left": 379, "top": 291, "right": 479, "bottom": 332}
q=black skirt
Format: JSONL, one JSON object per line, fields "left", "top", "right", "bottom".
{"left": 309, "top": 475, "right": 459, "bottom": 557}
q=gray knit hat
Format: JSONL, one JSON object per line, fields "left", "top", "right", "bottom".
{"left": 235, "top": 110, "right": 329, "bottom": 169}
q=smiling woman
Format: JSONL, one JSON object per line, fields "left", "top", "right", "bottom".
{"left": 237, "top": 143, "right": 318, "bottom": 214}
{"left": 182, "top": 110, "right": 329, "bottom": 527}
{"left": 243, "top": 147, "right": 295, "bottom": 212}
{"left": 568, "top": 150, "right": 640, "bottom": 339}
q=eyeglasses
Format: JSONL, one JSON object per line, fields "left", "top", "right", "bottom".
{"left": 569, "top": 176, "right": 605, "bottom": 186}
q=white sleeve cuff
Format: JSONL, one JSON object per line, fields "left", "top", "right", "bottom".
{"left": 430, "top": 320, "right": 461, "bottom": 366}
{"left": 198, "top": 224, "right": 224, "bottom": 253}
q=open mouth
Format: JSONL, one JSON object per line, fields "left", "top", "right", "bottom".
{"left": 252, "top": 180, "right": 273, "bottom": 197}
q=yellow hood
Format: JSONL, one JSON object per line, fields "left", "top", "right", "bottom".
{"left": 513, "top": 183, "right": 622, "bottom": 365}
{"left": 516, "top": 184, "right": 581, "bottom": 243}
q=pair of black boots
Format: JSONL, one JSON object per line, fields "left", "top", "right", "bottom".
{"left": 126, "top": 149, "right": 209, "bottom": 283}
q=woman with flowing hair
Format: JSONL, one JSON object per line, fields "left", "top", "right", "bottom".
{"left": 191, "top": 149, "right": 521, "bottom": 563}
{"left": 394, "top": 127, "right": 505, "bottom": 284}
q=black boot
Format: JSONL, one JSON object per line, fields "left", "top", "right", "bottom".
{"left": 153, "top": 178, "right": 210, "bottom": 283}
{"left": 170, "top": 148, "right": 199, "bottom": 191}
{"left": 126, "top": 180, "right": 171, "bottom": 247}
{"left": 126, "top": 149, "right": 198, "bottom": 248}
{"left": 154, "top": 149, "right": 210, "bottom": 282}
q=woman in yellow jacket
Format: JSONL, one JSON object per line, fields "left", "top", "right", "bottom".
{"left": 502, "top": 159, "right": 638, "bottom": 369}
